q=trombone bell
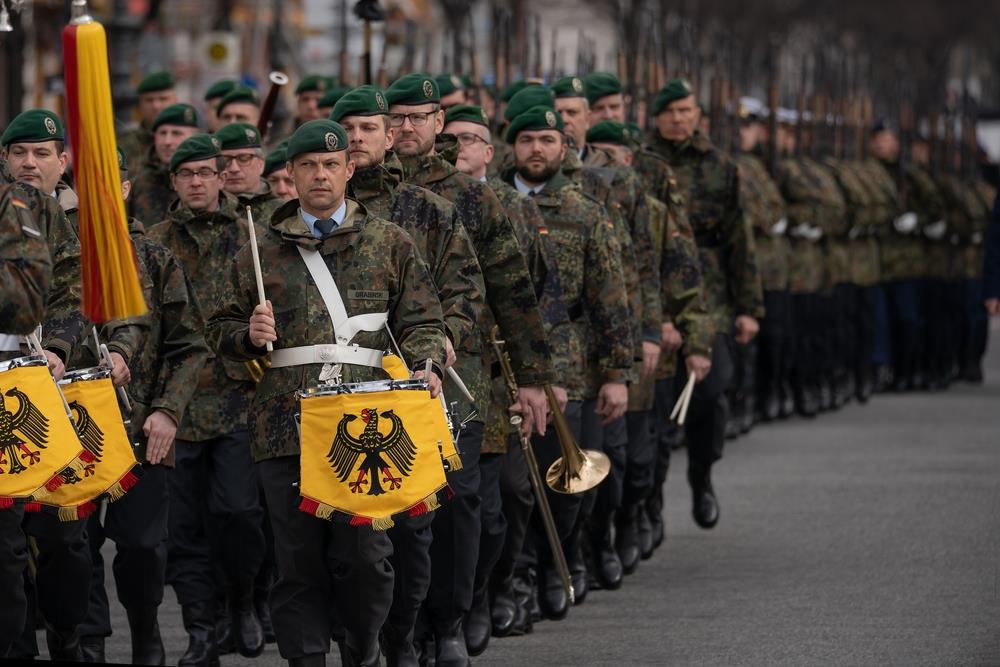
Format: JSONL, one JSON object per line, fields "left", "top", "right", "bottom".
{"left": 545, "top": 448, "right": 611, "bottom": 494}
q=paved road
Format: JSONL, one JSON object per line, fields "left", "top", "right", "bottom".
{"left": 45, "top": 326, "right": 1000, "bottom": 665}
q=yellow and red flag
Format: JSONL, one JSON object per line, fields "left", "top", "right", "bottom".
{"left": 62, "top": 9, "right": 146, "bottom": 322}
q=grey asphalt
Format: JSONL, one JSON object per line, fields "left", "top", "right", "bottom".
{"left": 41, "top": 328, "right": 1000, "bottom": 665}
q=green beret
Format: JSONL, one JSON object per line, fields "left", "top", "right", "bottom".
{"left": 169, "top": 133, "right": 222, "bottom": 173}
{"left": 263, "top": 140, "right": 289, "bottom": 177}
{"left": 1, "top": 109, "right": 64, "bottom": 147}
{"left": 386, "top": 73, "right": 440, "bottom": 106}
{"left": 152, "top": 103, "right": 199, "bottom": 132}
{"left": 117, "top": 146, "right": 127, "bottom": 172}
{"left": 552, "top": 76, "right": 587, "bottom": 99}
{"left": 444, "top": 105, "right": 490, "bottom": 128}
{"left": 586, "top": 120, "right": 630, "bottom": 146}
{"left": 217, "top": 86, "right": 261, "bottom": 114}
{"left": 436, "top": 74, "right": 464, "bottom": 97}
{"left": 501, "top": 80, "right": 538, "bottom": 103}
{"left": 214, "top": 123, "right": 262, "bottom": 150}
{"left": 136, "top": 71, "right": 175, "bottom": 95}
{"left": 295, "top": 74, "right": 328, "bottom": 96}
{"left": 652, "top": 78, "right": 694, "bottom": 116}
{"left": 504, "top": 86, "right": 554, "bottom": 122}
{"left": 505, "top": 105, "right": 563, "bottom": 145}
{"left": 286, "top": 119, "right": 349, "bottom": 160}
{"left": 204, "top": 79, "right": 237, "bottom": 102}
{"left": 583, "top": 72, "right": 622, "bottom": 105}
{"left": 318, "top": 85, "right": 351, "bottom": 110}
{"left": 330, "top": 85, "right": 389, "bottom": 122}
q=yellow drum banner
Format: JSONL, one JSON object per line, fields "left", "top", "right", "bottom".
{"left": 0, "top": 364, "right": 82, "bottom": 505}
{"left": 298, "top": 387, "right": 457, "bottom": 530}
{"left": 33, "top": 376, "right": 140, "bottom": 520}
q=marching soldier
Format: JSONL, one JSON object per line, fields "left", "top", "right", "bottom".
{"left": 437, "top": 74, "right": 467, "bottom": 110}
{"left": 78, "top": 148, "right": 210, "bottom": 665}
{"left": 264, "top": 141, "right": 297, "bottom": 202}
{"left": 128, "top": 103, "right": 201, "bottom": 224}
{"left": 294, "top": 75, "right": 330, "bottom": 126}
{"left": 386, "top": 73, "right": 554, "bottom": 666}
{"left": 206, "top": 118, "right": 447, "bottom": 667}
{"left": 216, "top": 86, "right": 262, "bottom": 127}
{"left": 648, "top": 78, "right": 764, "bottom": 529}
{"left": 317, "top": 84, "right": 350, "bottom": 121}
{"left": 203, "top": 79, "right": 238, "bottom": 133}
{"left": 0, "top": 176, "right": 51, "bottom": 331}
{"left": 215, "top": 122, "right": 281, "bottom": 221}
{"left": 147, "top": 134, "right": 267, "bottom": 665}
{"left": 119, "top": 71, "right": 178, "bottom": 176}
{"left": 330, "top": 84, "right": 487, "bottom": 666}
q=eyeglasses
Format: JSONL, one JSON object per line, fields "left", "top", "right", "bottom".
{"left": 387, "top": 110, "right": 438, "bottom": 127}
{"left": 223, "top": 154, "right": 260, "bottom": 168}
{"left": 174, "top": 168, "right": 218, "bottom": 181}
{"left": 454, "top": 132, "right": 488, "bottom": 147}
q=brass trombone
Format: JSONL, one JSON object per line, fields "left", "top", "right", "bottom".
{"left": 542, "top": 384, "right": 610, "bottom": 494}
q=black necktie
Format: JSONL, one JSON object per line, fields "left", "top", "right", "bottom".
{"left": 315, "top": 218, "right": 337, "bottom": 238}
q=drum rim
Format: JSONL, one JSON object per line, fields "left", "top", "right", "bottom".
{"left": 0, "top": 354, "right": 48, "bottom": 372}
{"left": 298, "top": 378, "right": 428, "bottom": 399}
{"left": 59, "top": 366, "right": 113, "bottom": 384}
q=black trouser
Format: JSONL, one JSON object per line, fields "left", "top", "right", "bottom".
{"left": 81, "top": 465, "right": 169, "bottom": 638}
{"left": 425, "top": 422, "right": 484, "bottom": 630}
{"left": 885, "top": 280, "right": 924, "bottom": 385}
{"left": 834, "top": 283, "right": 857, "bottom": 385}
{"left": 674, "top": 334, "right": 734, "bottom": 473}
{"left": 945, "top": 280, "right": 965, "bottom": 377}
{"left": 961, "top": 277, "right": 988, "bottom": 373}
{"left": 652, "top": 378, "right": 677, "bottom": 495}
{"left": 727, "top": 339, "right": 755, "bottom": 420}
{"left": 167, "top": 431, "right": 265, "bottom": 608}
{"left": 8, "top": 511, "right": 93, "bottom": 658}
{"left": 791, "top": 293, "right": 822, "bottom": 396}
{"left": 259, "top": 456, "right": 394, "bottom": 659}
{"left": 855, "top": 285, "right": 877, "bottom": 387}
{"left": 474, "top": 451, "right": 507, "bottom": 596}
{"left": 816, "top": 291, "right": 837, "bottom": 388}
{"left": 757, "top": 289, "right": 793, "bottom": 406}
{"left": 492, "top": 436, "right": 534, "bottom": 586}
{"left": 517, "top": 401, "right": 583, "bottom": 571}
{"left": 921, "top": 279, "right": 948, "bottom": 383}
{"left": 579, "top": 406, "right": 627, "bottom": 522}
{"left": 0, "top": 507, "right": 29, "bottom": 657}
{"left": 622, "top": 410, "right": 655, "bottom": 507}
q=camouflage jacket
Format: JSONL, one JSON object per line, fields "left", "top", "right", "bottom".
{"left": 399, "top": 150, "right": 552, "bottom": 388}
{"left": 735, "top": 152, "right": 790, "bottom": 292}
{"left": 503, "top": 170, "right": 632, "bottom": 400}
{"left": 830, "top": 159, "right": 882, "bottom": 287}
{"left": 648, "top": 131, "right": 764, "bottom": 331}
{"left": 147, "top": 191, "right": 262, "bottom": 441}
{"left": 236, "top": 180, "right": 282, "bottom": 225}
{"left": 127, "top": 149, "right": 176, "bottom": 225}
{"left": 205, "top": 198, "right": 447, "bottom": 461}
{"left": 938, "top": 174, "right": 989, "bottom": 279}
{"left": 41, "top": 184, "right": 89, "bottom": 363}
{"left": 117, "top": 122, "right": 154, "bottom": 177}
{"left": 877, "top": 159, "right": 942, "bottom": 282}
{"left": 349, "top": 153, "right": 488, "bottom": 420}
{"left": 0, "top": 183, "right": 53, "bottom": 334}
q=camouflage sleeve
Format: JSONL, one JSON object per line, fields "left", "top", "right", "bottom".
{"left": 634, "top": 194, "right": 663, "bottom": 342}
{"left": 723, "top": 162, "right": 765, "bottom": 319}
{"left": 205, "top": 255, "right": 264, "bottom": 363}
{"left": 386, "top": 236, "right": 448, "bottom": 373}
{"left": 662, "top": 214, "right": 714, "bottom": 358}
{"left": 0, "top": 186, "right": 52, "bottom": 333}
{"left": 470, "top": 188, "right": 553, "bottom": 386}
{"left": 536, "top": 232, "right": 573, "bottom": 385}
{"left": 587, "top": 213, "right": 633, "bottom": 383}
{"left": 148, "top": 254, "right": 210, "bottom": 425}
{"left": 429, "top": 207, "right": 485, "bottom": 353}
{"left": 909, "top": 166, "right": 946, "bottom": 226}
{"left": 103, "top": 321, "right": 147, "bottom": 365}
{"left": 40, "top": 202, "right": 87, "bottom": 361}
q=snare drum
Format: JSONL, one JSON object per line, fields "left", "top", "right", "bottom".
{"left": 297, "top": 379, "right": 460, "bottom": 529}
{"left": 0, "top": 356, "right": 82, "bottom": 501}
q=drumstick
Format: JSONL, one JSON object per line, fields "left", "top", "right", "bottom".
{"left": 671, "top": 372, "right": 696, "bottom": 423}
{"left": 446, "top": 367, "right": 476, "bottom": 404}
{"left": 246, "top": 206, "right": 273, "bottom": 353}
{"left": 677, "top": 372, "right": 696, "bottom": 426}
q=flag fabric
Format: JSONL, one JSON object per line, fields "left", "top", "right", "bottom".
{"left": 0, "top": 363, "right": 83, "bottom": 507}
{"left": 31, "top": 375, "right": 141, "bottom": 521}
{"left": 62, "top": 16, "right": 147, "bottom": 322}
{"left": 298, "top": 387, "right": 458, "bottom": 530}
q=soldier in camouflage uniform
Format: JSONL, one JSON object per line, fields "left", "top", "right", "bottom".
{"left": 386, "top": 74, "right": 554, "bottom": 664}
{"left": 128, "top": 103, "right": 200, "bottom": 225}
{"left": 1, "top": 111, "right": 99, "bottom": 661}
{"left": 0, "top": 175, "right": 51, "bottom": 334}
{"left": 215, "top": 123, "right": 281, "bottom": 223}
{"left": 734, "top": 102, "right": 792, "bottom": 422}
{"left": 147, "top": 134, "right": 267, "bottom": 665}
{"left": 203, "top": 79, "right": 238, "bottom": 133}
{"left": 206, "top": 119, "right": 447, "bottom": 667}
{"left": 264, "top": 141, "right": 297, "bottom": 203}
{"left": 649, "top": 79, "right": 763, "bottom": 529}
{"left": 501, "top": 104, "right": 632, "bottom": 622}
{"left": 332, "top": 86, "right": 488, "bottom": 665}
{"left": 78, "top": 148, "right": 210, "bottom": 665}
{"left": 118, "top": 71, "right": 178, "bottom": 176}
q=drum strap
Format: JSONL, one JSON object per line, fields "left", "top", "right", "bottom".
{"left": 270, "top": 344, "right": 383, "bottom": 369}
{"left": 295, "top": 246, "right": 388, "bottom": 343}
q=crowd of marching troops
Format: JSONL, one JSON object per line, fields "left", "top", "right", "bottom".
{"left": 0, "top": 58, "right": 996, "bottom": 667}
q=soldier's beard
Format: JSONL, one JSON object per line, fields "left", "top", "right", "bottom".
{"left": 515, "top": 158, "right": 560, "bottom": 186}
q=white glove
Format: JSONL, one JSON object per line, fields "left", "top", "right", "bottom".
{"left": 893, "top": 211, "right": 918, "bottom": 234}
{"left": 805, "top": 225, "right": 824, "bottom": 242}
{"left": 923, "top": 219, "right": 947, "bottom": 240}
{"left": 769, "top": 217, "right": 788, "bottom": 236}
{"left": 791, "top": 222, "right": 813, "bottom": 239}
{"left": 972, "top": 232, "right": 983, "bottom": 245}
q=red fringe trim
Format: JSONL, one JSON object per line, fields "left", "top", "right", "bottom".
{"left": 409, "top": 502, "right": 429, "bottom": 517}
{"left": 118, "top": 470, "right": 140, "bottom": 492}
{"left": 79, "top": 450, "right": 96, "bottom": 464}
{"left": 298, "top": 497, "right": 319, "bottom": 515}
{"left": 349, "top": 515, "right": 373, "bottom": 527}
{"left": 0, "top": 496, "right": 13, "bottom": 510}
{"left": 76, "top": 501, "right": 97, "bottom": 519}
{"left": 24, "top": 502, "right": 41, "bottom": 513}
{"left": 44, "top": 475, "right": 65, "bottom": 492}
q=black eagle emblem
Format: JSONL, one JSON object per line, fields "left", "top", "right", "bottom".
{"left": 0, "top": 387, "right": 50, "bottom": 475}
{"left": 326, "top": 407, "right": 417, "bottom": 496}
{"left": 69, "top": 401, "right": 105, "bottom": 465}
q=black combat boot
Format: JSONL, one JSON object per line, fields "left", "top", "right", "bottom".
{"left": 646, "top": 488, "right": 665, "bottom": 550}
{"left": 614, "top": 503, "right": 641, "bottom": 575}
{"left": 381, "top": 623, "right": 419, "bottom": 667}
{"left": 588, "top": 513, "right": 623, "bottom": 590}
{"left": 214, "top": 595, "right": 234, "bottom": 656}
{"left": 433, "top": 619, "right": 471, "bottom": 667}
{"left": 509, "top": 567, "right": 535, "bottom": 635}
{"left": 536, "top": 565, "right": 570, "bottom": 620}
{"left": 488, "top": 573, "right": 517, "bottom": 637}
{"left": 463, "top": 583, "right": 491, "bottom": 656}
{"left": 126, "top": 604, "right": 166, "bottom": 665}
{"left": 179, "top": 600, "right": 219, "bottom": 667}
{"left": 229, "top": 580, "right": 264, "bottom": 658}
{"left": 636, "top": 502, "right": 655, "bottom": 560}
{"left": 289, "top": 655, "right": 326, "bottom": 667}
{"left": 79, "top": 635, "right": 105, "bottom": 663}
{"left": 46, "top": 626, "right": 83, "bottom": 662}
{"left": 688, "top": 464, "right": 720, "bottom": 529}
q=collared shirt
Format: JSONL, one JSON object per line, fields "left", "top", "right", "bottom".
{"left": 300, "top": 201, "right": 348, "bottom": 239}
{"left": 513, "top": 174, "right": 546, "bottom": 196}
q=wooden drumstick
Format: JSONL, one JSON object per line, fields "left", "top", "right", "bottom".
{"left": 246, "top": 207, "right": 273, "bottom": 353}
{"left": 677, "top": 372, "right": 696, "bottom": 426}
